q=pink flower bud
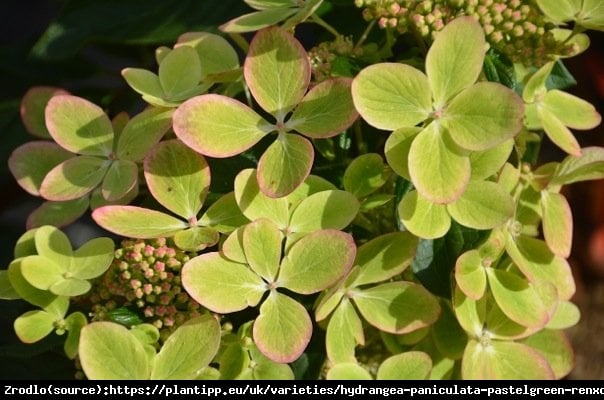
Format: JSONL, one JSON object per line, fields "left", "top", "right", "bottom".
{"left": 154, "top": 246, "right": 167, "bottom": 258}
{"left": 523, "top": 22, "right": 537, "bottom": 34}
{"left": 160, "top": 294, "right": 172, "bottom": 305}
{"left": 127, "top": 251, "right": 142, "bottom": 263}
{"left": 144, "top": 306, "right": 154, "bottom": 317}
{"left": 493, "top": 3, "right": 506, "bottom": 14}
{"left": 143, "top": 283, "right": 153, "bottom": 295}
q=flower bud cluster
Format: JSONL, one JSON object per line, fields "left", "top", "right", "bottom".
{"left": 355, "top": 0, "right": 575, "bottom": 66}
{"left": 82, "top": 238, "right": 201, "bottom": 337}
{"left": 308, "top": 35, "right": 364, "bottom": 81}
{"left": 357, "top": 0, "right": 451, "bottom": 37}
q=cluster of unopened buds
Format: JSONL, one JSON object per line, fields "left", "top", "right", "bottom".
{"left": 308, "top": 35, "right": 364, "bottom": 81}
{"left": 81, "top": 238, "right": 202, "bottom": 337}
{"left": 355, "top": 0, "right": 575, "bottom": 66}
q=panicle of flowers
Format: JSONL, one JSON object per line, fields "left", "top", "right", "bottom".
{"left": 308, "top": 35, "right": 364, "bottom": 82}
{"left": 355, "top": 0, "right": 454, "bottom": 35}
{"left": 81, "top": 238, "right": 202, "bottom": 338}
{"left": 458, "top": 0, "right": 575, "bottom": 66}
{"left": 355, "top": 0, "right": 575, "bottom": 66}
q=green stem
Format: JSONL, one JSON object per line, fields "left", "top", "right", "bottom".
{"left": 229, "top": 33, "right": 249, "bottom": 53}
{"left": 355, "top": 19, "right": 376, "bottom": 51}
{"left": 354, "top": 120, "right": 367, "bottom": 155}
{"left": 353, "top": 213, "right": 379, "bottom": 235}
{"left": 311, "top": 13, "right": 340, "bottom": 37}
{"left": 408, "top": 24, "right": 428, "bottom": 57}
{"left": 558, "top": 23, "right": 587, "bottom": 56}
{"left": 312, "top": 162, "right": 350, "bottom": 171}
{"left": 379, "top": 28, "right": 395, "bottom": 59}
{"left": 243, "top": 80, "right": 253, "bottom": 109}
{"left": 521, "top": 131, "right": 543, "bottom": 166}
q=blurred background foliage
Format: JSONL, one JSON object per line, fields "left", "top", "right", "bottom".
{"left": 0, "top": 0, "right": 602, "bottom": 379}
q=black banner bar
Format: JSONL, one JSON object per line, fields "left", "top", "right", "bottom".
{"left": 2, "top": 381, "right": 604, "bottom": 398}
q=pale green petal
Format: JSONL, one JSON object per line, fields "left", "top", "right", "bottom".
{"left": 182, "top": 252, "right": 266, "bottom": 313}
{"left": 442, "top": 82, "right": 524, "bottom": 152}
{"left": 257, "top": 134, "right": 313, "bottom": 198}
{"left": 408, "top": 123, "right": 470, "bottom": 204}
{"left": 461, "top": 339, "right": 554, "bottom": 379}
{"left": 79, "top": 322, "right": 150, "bottom": 379}
{"left": 220, "top": 9, "right": 298, "bottom": 33}
{"left": 45, "top": 95, "right": 114, "bottom": 157}
{"left": 158, "top": 46, "right": 202, "bottom": 101}
{"left": 173, "top": 94, "right": 270, "bottom": 158}
{"left": 326, "top": 299, "right": 363, "bottom": 364}
{"left": 447, "top": 180, "right": 514, "bottom": 230}
{"left": 541, "top": 191, "right": 572, "bottom": 258}
{"left": 542, "top": 90, "right": 601, "bottom": 130}
{"left": 426, "top": 16, "right": 485, "bottom": 106}
{"left": 398, "top": 190, "right": 451, "bottom": 240}
{"left": 538, "top": 106, "right": 581, "bottom": 156}
{"left": 144, "top": 140, "right": 210, "bottom": 220}
{"left": 351, "top": 63, "right": 431, "bottom": 130}
{"left": 253, "top": 291, "right": 312, "bottom": 363}
{"left": 244, "top": 26, "right": 310, "bottom": 118}
{"left": 536, "top": 0, "right": 580, "bottom": 23}
{"left": 353, "top": 281, "right": 440, "bottom": 334}
{"left": 40, "top": 156, "right": 108, "bottom": 201}
{"left": 91, "top": 206, "right": 187, "bottom": 238}
{"left": 377, "top": 352, "right": 432, "bottom": 380}
{"left": 151, "top": 315, "right": 220, "bottom": 379}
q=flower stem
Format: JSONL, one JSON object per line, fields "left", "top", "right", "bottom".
{"left": 311, "top": 13, "right": 340, "bottom": 37}
{"left": 354, "top": 120, "right": 367, "bottom": 155}
{"left": 229, "top": 33, "right": 249, "bottom": 53}
{"left": 355, "top": 19, "right": 376, "bottom": 51}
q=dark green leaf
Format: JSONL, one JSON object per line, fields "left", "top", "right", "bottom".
{"left": 546, "top": 60, "right": 577, "bottom": 91}
{"left": 27, "top": 198, "right": 89, "bottom": 229}
{"left": 107, "top": 307, "right": 144, "bottom": 328}
{"left": 483, "top": 48, "right": 516, "bottom": 90}
{"left": 31, "top": 0, "right": 249, "bottom": 60}
{"left": 431, "top": 301, "right": 467, "bottom": 359}
{"left": 331, "top": 56, "right": 361, "bottom": 78}
{"left": 218, "top": 343, "right": 250, "bottom": 379}
{"left": 412, "top": 222, "right": 489, "bottom": 298}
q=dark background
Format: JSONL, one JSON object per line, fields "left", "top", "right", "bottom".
{"left": 0, "top": 0, "right": 602, "bottom": 379}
